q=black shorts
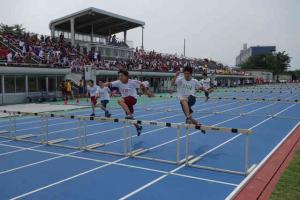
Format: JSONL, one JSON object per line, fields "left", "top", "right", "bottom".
{"left": 180, "top": 95, "right": 196, "bottom": 116}
{"left": 101, "top": 100, "right": 109, "bottom": 108}
{"left": 79, "top": 87, "right": 84, "bottom": 94}
{"left": 205, "top": 91, "right": 209, "bottom": 97}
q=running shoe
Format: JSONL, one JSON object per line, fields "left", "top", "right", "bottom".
{"left": 105, "top": 111, "right": 111, "bottom": 118}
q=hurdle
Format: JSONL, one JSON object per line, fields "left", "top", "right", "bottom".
{"left": 195, "top": 96, "right": 300, "bottom": 104}
{"left": 0, "top": 109, "right": 256, "bottom": 172}
{"left": 127, "top": 121, "right": 184, "bottom": 165}
{"left": 184, "top": 124, "right": 255, "bottom": 176}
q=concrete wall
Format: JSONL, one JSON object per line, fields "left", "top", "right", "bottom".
{"left": 245, "top": 70, "right": 273, "bottom": 81}
{"left": 0, "top": 65, "right": 69, "bottom": 105}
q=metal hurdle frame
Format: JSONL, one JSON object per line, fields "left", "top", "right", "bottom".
{"left": 195, "top": 96, "right": 300, "bottom": 104}
{"left": 184, "top": 124, "right": 256, "bottom": 176}
{"left": 0, "top": 109, "right": 256, "bottom": 175}
{"left": 127, "top": 121, "right": 185, "bottom": 165}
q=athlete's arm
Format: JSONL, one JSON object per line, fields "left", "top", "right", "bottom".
{"left": 171, "top": 71, "right": 181, "bottom": 86}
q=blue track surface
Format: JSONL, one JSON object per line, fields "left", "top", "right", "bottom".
{"left": 1, "top": 86, "right": 300, "bottom": 200}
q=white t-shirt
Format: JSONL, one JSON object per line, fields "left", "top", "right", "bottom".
{"left": 6, "top": 53, "right": 13, "bottom": 62}
{"left": 111, "top": 79, "right": 143, "bottom": 98}
{"left": 201, "top": 78, "right": 211, "bottom": 90}
{"left": 175, "top": 77, "right": 201, "bottom": 98}
{"left": 87, "top": 85, "right": 99, "bottom": 97}
{"left": 97, "top": 87, "right": 110, "bottom": 101}
{"left": 213, "top": 80, "right": 218, "bottom": 87}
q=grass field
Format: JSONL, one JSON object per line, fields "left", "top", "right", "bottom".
{"left": 270, "top": 147, "right": 300, "bottom": 200}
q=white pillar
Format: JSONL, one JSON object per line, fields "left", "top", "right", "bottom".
{"left": 1, "top": 75, "right": 4, "bottom": 104}
{"left": 25, "top": 75, "right": 28, "bottom": 97}
{"left": 46, "top": 77, "right": 49, "bottom": 94}
{"left": 124, "top": 30, "right": 127, "bottom": 44}
{"left": 70, "top": 18, "right": 75, "bottom": 45}
{"left": 50, "top": 25, "right": 55, "bottom": 38}
{"left": 91, "top": 24, "right": 94, "bottom": 42}
{"left": 141, "top": 26, "right": 144, "bottom": 49}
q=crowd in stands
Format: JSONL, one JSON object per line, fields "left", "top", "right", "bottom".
{"left": 92, "top": 48, "right": 246, "bottom": 75}
{"left": 0, "top": 30, "right": 245, "bottom": 76}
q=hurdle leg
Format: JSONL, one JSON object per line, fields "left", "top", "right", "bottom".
{"left": 8, "top": 112, "right": 17, "bottom": 139}
{"left": 41, "top": 115, "right": 49, "bottom": 144}
{"left": 244, "top": 133, "right": 249, "bottom": 175}
{"left": 77, "top": 119, "right": 85, "bottom": 149}
{"left": 83, "top": 120, "right": 87, "bottom": 148}
{"left": 212, "top": 94, "right": 216, "bottom": 113}
{"left": 176, "top": 125, "right": 180, "bottom": 164}
{"left": 271, "top": 102, "right": 277, "bottom": 117}
{"left": 128, "top": 125, "right": 132, "bottom": 155}
{"left": 8, "top": 113, "right": 13, "bottom": 138}
{"left": 185, "top": 127, "right": 190, "bottom": 165}
{"left": 123, "top": 123, "right": 128, "bottom": 155}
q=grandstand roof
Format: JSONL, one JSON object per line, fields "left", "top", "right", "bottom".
{"left": 49, "top": 7, "right": 145, "bottom": 36}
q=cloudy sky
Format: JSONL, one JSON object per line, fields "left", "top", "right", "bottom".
{"left": 0, "top": 0, "right": 299, "bottom": 69}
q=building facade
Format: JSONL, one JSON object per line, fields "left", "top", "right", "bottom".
{"left": 236, "top": 45, "right": 276, "bottom": 66}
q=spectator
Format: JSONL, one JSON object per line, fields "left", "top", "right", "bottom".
{"left": 6, "top": 51, "right": 13, "bottom": 63}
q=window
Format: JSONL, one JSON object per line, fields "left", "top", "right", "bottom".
{"left": 28, "top": 76, "right": 37, "bottom": 92}
{"left": 37, "top": 76, "right": 46, "bottom": 92}
{"left": 16, "top": 76, "right": 25, "bottom": 93}
{"left": 4, "top": 76, "right": 15, "bottom": 93}
{"left": 48, "top": 76, "right": 56, "bottom": 92}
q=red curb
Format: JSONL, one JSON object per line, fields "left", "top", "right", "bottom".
{"left": 233, "top": 125, "right": 300, "bottom": 200}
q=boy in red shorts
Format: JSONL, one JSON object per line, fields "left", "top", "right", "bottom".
{"left": 86, "top": 80, "right": 99, "bottom": 116}
{"left": 104, "top": 70, "right": 154, "bottom": 136}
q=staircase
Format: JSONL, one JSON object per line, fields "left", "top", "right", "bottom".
{"left": 0, "top": 35, "right": 39, "bottom": 64}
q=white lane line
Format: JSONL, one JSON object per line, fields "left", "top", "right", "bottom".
{"left": 4, "top": 100, "right": 275, "bottom": 199}
{"left": 117, "top": 103, "right": 296, "bottom": 200}
{"left": 0, "top": 100, "right": 178, "bottom": 129}
{"left": 0, "top": 101, "right": 238, "bottom": 156}
{"left": 224, "top": 122, "right": 300, "bottom": 200}
{"left": 0, "top": 99, "right": 236, "bottom": 147}
{"left": 0, "top": 101, "right": 249, "bottom": 178}
{"left": 0, "top": 142, "right": 238, "bottom": 187}
{"left": 0, "top": 98, "right": 180, "bottom": 128}
{"left": 8, "top": 156, "right": 128, "bottom": 200}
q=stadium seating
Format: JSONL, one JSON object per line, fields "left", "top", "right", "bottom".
{"left": 0, "top": 30, "right": 245, "bottom": 75}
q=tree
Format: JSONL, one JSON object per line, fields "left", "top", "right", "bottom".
{"left": 289, "top": 70, "right": 300, "bottom": 80}
{"left": 0, "top": 23, "right": 25, "bottom": 36}
{"left": 239, "top": 51, "right": 291, "bottom": 76}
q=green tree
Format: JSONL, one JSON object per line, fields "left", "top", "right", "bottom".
{"left": 239, "top": 51, "right": 291, "bottom": 77}
{"left": 0, "top": 23, "right": 25, "bottom": 36}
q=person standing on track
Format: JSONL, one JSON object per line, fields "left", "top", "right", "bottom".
{"left": 77, "top": 79, "right": 84, "bottom": 104}
{"left": 172, "top": 66, "right": 205, "bottom": 130}
{"left": 104, "top": 69, "right": 154, "bottom": 136}
{"left": 96, "top": 81, "right": 112, "bottom": 118}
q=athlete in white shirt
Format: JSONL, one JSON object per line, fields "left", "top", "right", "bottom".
{"left": 200, "top": 72, "right": 214, "bottom": 102}
{"left": 104, "top": 69, "right": 154, "bottom": 136}
{"left": 96, "top": 81, "right": 112, "bottom": 118}
{"left": 172, "top": 66, "right": 205, "bottom": 132}
{"left": 86, "top": 80, "right": 99, "bottom": 116}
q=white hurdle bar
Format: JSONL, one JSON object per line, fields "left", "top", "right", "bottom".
{"left": 184, "top": 123, "right": 256, "bottom": 176}
{"left": 0, "top": 110, "right": 254, "bottom": 172}
{"left": 195, "top": 96, "right": 300, "bottom": 103}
